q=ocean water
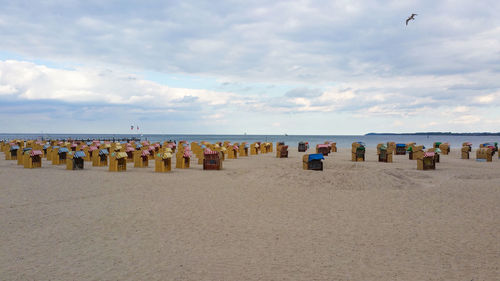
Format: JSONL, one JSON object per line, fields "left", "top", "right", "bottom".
{"left": 1, "top": 133, "right": 498, "bottom": 148}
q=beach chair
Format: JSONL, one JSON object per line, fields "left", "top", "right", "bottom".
{"left": 25, "top": 150, "right": 43, "bottom": 168}
{"left": 407, "top": 145, "right": 423, "bottom": 160}
{"left": 426, "top": 148, "right": 440, "bottom": 163}
{"left": 377, "top": 143, "right": 392, "bottom": 163}
{"left": 298, "top": 142, "right": 308, "bottom": 152}
{"left": 155, "top": 149, "right": 172, "bottom": 172}
{"left": 417, "top": 152, "right": 436, "bottom": 170}
{"left": 17, "top": 147, "right": 29, "bottom": 165}
{"left": 476, "top": 147, "right": 493, "bottom": 162}
{"left": 42, "top": 144, "right": 50, "bottom": 158}
{"left": 239, "top": 143, "right": 249, "bottom": 157}
{"left": 46, "top": 146, "right": 53, "bottom": 161}
{"left": 125, "top": 146, "right": 135, "bottom": 162}
{"left": 395, "top": 144, "right": 406, "bottom": 155}
{"left": 217, "top": 146, "right": 227, "bottom": 161}
{"left": 203, "top": 149, "right": 222, "bottom": 170}
{"left": 462, "top": 142, "right": 472, "bottom": 152}
{"left": 250, "top": 143, "right": 258, "bottom": 155}
{"left": 328, "top": 142, "right": 337, "bottom": 153}
{"left": 227, "top": 145, "right": 238, "bottom": 159}
{"left": 6, "top": 144, "right": 19, "bottom": 160}
{"left": 277, "top": 145, "right": 288, "bottom": 158}
{"left": 109, "top": 152, "right": 128, "bottom": 172}
{"left": 480, "top": 143, "right": 497, "bottom": 157}
{"left": 438, "top": 143, "right": 450, "bottom": 155}
{"left": 176, "top": 150, "right": 191, "bottom": 169}
{"left": 52, "top": 147, "right": 69, "bottom": 165}
{"left": 302, "top": 154, "right": 324, "bottom": 170}
{"left": 94, "top": 149, "right": 109, "bottom": 166}
{"left": 351, "top": 142, "right": 365, "bottom": 162}
{"left": 316, "top": 144, "right": 330, "bottom": 156}
{"left": 461, "top": 146, "right": 470, "bottom": 159}
{"left": 387, "top": 142, "right": 396, "bottom": 154}
{"left": 260, "top": 142, "right": 270, "bottom": 154}
{"left": 67, "top": 151, "right": 85, "bottom": 170}
{"left": 134, "top": 149, "right": 150, "bottom": 168}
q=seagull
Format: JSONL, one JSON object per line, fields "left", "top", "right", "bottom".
{"left": 406, "top": 13, "right": 417, "bottom": 26}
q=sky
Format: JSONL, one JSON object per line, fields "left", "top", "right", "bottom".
{"left": 1, "top": 0, "right": 500, "bottom": 135}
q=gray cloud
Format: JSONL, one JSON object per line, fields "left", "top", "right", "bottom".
{"left": 1, "top": 1, "right": 500, "bottom": 133}
{"left": 1, "top": 0, "right": 498, "bottom": 84}
{"left": 285, "top": 87, "right": 323, "bottom": 98}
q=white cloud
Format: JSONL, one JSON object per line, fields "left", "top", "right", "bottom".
{"left": 0, "top": 1, "right": 498, "bottom": 84}
{"left": 451, "top": 106, "right": 470, "bottom": 113}
{"left": 1, "top": 0, "right": 500, "bottom": 133}
{"left": 0, "top": 60, "right": 241, "bottom": 109}
{"left": 475, "top": 94, "right": 497, "bottom": 104}
{"left": 449, "top": 115, "right": 482, "bottom": 125}
{"left": 0, "top": 84, "right": 16, "bottom": 95}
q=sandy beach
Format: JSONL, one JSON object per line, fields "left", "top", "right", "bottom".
{"left": 1, "top": 147, "right": 499, "bottom": 280}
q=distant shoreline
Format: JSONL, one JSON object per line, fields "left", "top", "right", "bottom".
{"left": 365, "top": 132, "right": 500, "bottom": 136}
{"left": 1, "top": 132, "right": 500, "bottom": 137}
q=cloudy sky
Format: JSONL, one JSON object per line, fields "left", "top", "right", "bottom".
{"left": 1, "top": 0, "right": 499, "bottom": 134}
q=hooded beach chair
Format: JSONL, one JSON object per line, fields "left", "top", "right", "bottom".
{"left": 298, "top": 141, "right": 308, "bottom": 152}
{"left": 250, "top": 143, "right": 259, "bottom": 155}
{"left": 93, "top": 148, "right": 109, "bottom": 166}
{"left": 227, "top": 144, "right": 238, "bottom": 159}
{"left": 377, "top": 143, "right": 392, "bottom": 163}
{"left": 462, "top": 142, "right": 472, "bottom": 152}
{"left": 480, "top": 143, "right": 497, "bottom": 156}
{"left": 134, "top": 149, "right": 150, "bottom": 168}
{"left": 67, "top": 150, "right": 85, "bottom": 170}
{"left": 316, "top": 144, "right": 330, "bottom": 156}
{"left": 438, "top": 143, "right": 450, "bottom": 155}
{"left": 303, "top": 153, "right": 324, "bottom": 170}
{"left": 109, "top": 152, "right": 128, "bottom": 172}
{"left": 25, "top": 150, "right": 43, "bottom": 168}
{"left": 395, "top": 143, "right": 406, "bottom": 155}
{"left": 476, "top": 147, "right": 493, "bottom": 162}
{"left": 277, "top": 145, "right": 288, "bottom": 158}
{"left": 18, "top": 147, "right": 32, "bottom": 165}
{"left": 125, "top": 146, "right": 135, "bottom": 162}
{"left": 203, "top": 149, "right": 222, "bottom": 170}
{"left": 327, "top": 142, "right": 337, "bottom": 153}
{"left": 239, "top": 143, "right": 249, "bottom": 157}
{"left": 417, "top": 151, "right": 436, "bottom": 170}
{"left": 7, "top": 145, "right": 19, "bottom": 160}
{"left": 175, "top": 150, "right": 191, "bottom": 169}
{"left": 351, "top": 142, "right": 365, "bottom": 162}
{"left": 461, "top": 145, "right": 470, "bottom": 159}
{"left": 407, "top": 144, "right": 424, "bottom": 160}
{"left": 42, "top": 144, "right": 50, "bottom": 158}
{"left": 155, "top": 149, "right": 172, "bottom": 172}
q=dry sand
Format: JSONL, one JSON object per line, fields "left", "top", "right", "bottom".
{"left": 1, "top": 148, "right": 499, "bottom": 280}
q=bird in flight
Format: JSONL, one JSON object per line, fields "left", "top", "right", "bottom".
{"left": 406, "top": 13, "right": 417, "bottom": 26}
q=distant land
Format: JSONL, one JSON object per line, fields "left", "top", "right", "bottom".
{"left": 365, "top": 132, "right": 500, "bottom": 136}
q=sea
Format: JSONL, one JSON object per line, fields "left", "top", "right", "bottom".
{"left": 1, "top": 133, "right": 498, "bottom": 148}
